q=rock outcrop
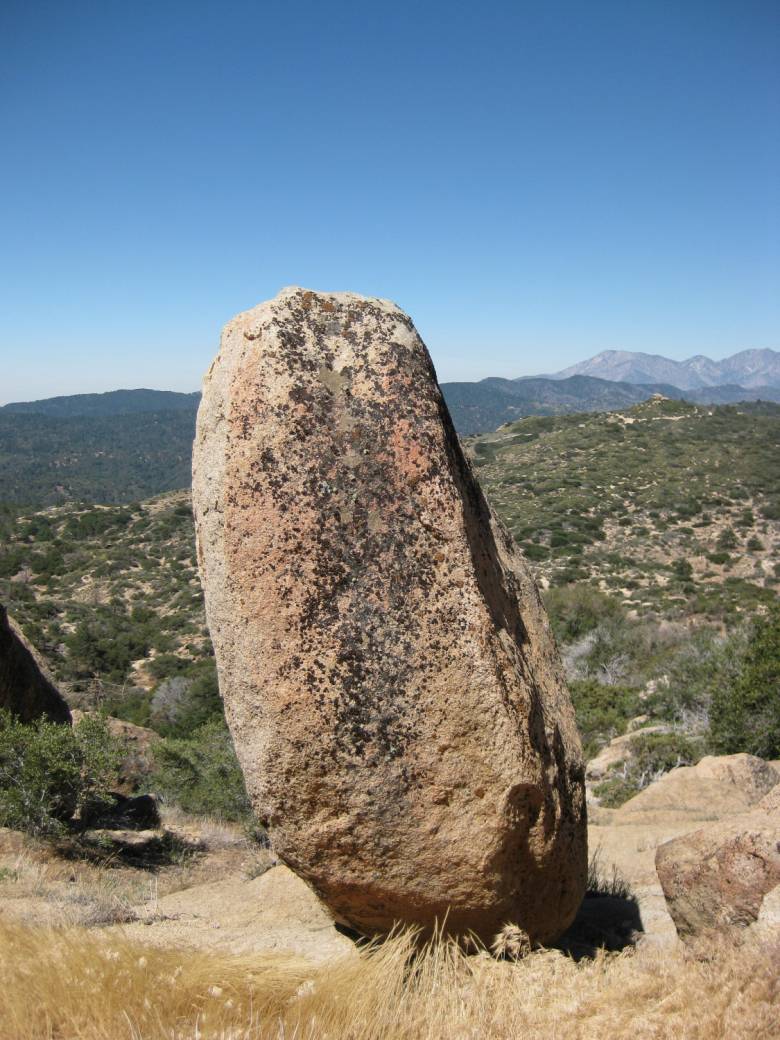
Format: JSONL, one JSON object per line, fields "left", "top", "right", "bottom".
{"left": 192, "top": 287, "right": 586, "bottom": 944}
{"left": 613, "top": 754, "right": 778, "bottom": 826}
{"left": 0, "top": 603, "right": 70, "bottom": 724}
{"left": 655, "top": 783, "right": 780, "bottom": 939}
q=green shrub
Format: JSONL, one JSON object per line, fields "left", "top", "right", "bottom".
{"left": 673, "top": 558, "right": 693, "bottom": 582}
{"left": 149, "top": 717, "right": 251, "bottom": 821}
{"left": 544, "top": 585, "right": 626, "bottom": 644}
{"left": 709, "top": 608, "right": 780, "bottom": 758}
{"left": 652, "top": 625, "right": 749, "bottom": 725}
{"left": 707, "top": 551, "right": 731, "bottom": 565}
{"left": 64, "top": 611, "right": 154, "bottom": 683}
{"left": 716, "top": 527, "right": 738, "bottom": 550}
{"left": 102, "top": 687, "right": 153, "bottom": 728}
{"left": 520, "top": 543, "right": 548, "bottom": 561}
{"left": 0, "top": 712, "right": 122, "bottom": 837}
{"left": 594, "top": 731, "right": 703, "bottom": 807}
{"left": 569, "top": 680, "right": 642, "bottom": 759}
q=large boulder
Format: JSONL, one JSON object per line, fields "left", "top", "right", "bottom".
{"left": 655, "top": 783, "right": 780, "bottom": 939}
{"left": 0, "top": 603, "right": 70, "bottom": 724}
{"left": 192, "top": 287, "right": 586, "bottom": 944}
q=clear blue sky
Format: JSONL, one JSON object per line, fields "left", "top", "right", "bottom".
{"left": 1, "top": 0, "right": 778, "bottom": 402}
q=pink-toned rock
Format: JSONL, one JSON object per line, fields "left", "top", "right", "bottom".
{"left": 655, "top": 773, "right": 780, "bottom": 939}
{"left": 192, "top": 287, "right": 586, "bottom": 944}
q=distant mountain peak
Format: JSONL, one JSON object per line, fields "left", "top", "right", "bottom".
{"left": 552, "top": 348, "right": 779, "bottom": 390}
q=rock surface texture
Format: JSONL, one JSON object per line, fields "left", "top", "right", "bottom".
{"left": 193, "top": 287, "right": 586, "bottom": 943}
{"left": 0, "top": 603, "right": 71, "bottom": 724}
{"left": 655, "top": 782, "right": 780, "bottom": 939}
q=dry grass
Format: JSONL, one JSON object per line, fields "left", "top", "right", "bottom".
{"left": 1, "top": 920, "right": 778, "bottom": 1040}
{"left": 0, "top": 847, "right": 148, "bottom": 927}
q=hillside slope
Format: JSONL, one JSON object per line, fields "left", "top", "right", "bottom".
{"left": 1, "top": 400, "right": 777, "bottom": 707}
{"left": 4, "top": 382, "right": 780, "bottom": 506}
{"left": 443, "top": 375, "right": 780, "bottom": 435}
{"left": 1, "top": 389, "right": 199, "bottom": 418}
{"left": 468, "top": 399, "right": 779, "bottom": 618}
{"left": 0, "top": 410, "right": 196, "bottom": 506}
{"left": 0, "top": 492, "right": 208, "bottom": 705}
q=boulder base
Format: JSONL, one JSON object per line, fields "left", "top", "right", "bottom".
{"left": 193, "top": 287, "right": 586, "bottom": 943}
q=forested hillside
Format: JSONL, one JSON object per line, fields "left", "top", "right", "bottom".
{"left": 0, "top": 410, "right": 195, "bottom": 507}
{"left": 1, "top": 400, "right": 776, "bottom": 739}
{"left": 3, "top": 383, "right": 779, "bottom": 508}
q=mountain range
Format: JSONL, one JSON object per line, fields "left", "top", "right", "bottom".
{"left": 550, "top": 348, "right": 779, "bottom": 390}
{"left": 1, "top": 348, "right": 778, "bottom": 505}
{"left": 441, "top": 375, "right": 780, "bottom": 435}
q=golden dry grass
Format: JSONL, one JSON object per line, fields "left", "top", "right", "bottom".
{"left": 1, "top": 921, "right": 778, "bottom": 1040}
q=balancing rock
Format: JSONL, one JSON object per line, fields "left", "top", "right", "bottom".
{"left": 193, "top": 287, "right": 586, "bottom": 943}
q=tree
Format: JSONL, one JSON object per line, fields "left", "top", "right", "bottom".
{"left": 709, "top": 608, "right": 780, "bottom": 758}
{"left": 0, "top": 712, "right": 122, "bottom": 837}
{"left": 673, "top": 558, "right": 693, "bottom": 582}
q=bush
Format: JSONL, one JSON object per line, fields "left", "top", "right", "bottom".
{"left": 707, "top": 551, "right": 731, "bottom": 565}
{"left": 64, "top": 611, "right": 154, "bottom": 683}
{"left": 544, "top": 585, "right": 626, "bottom": 644}
{"left": 594, "top": 731, "right": 703, "bottom": 807}
{"left": 716, "top": 527, "right": 738, "bottom": 550}
{"left": 0, "top": 712, "right": 122, "bottom": 837}
{"left": 569, "top": 680, "right": 642, "bottom": 759}
{"left": 147, "top": 658, "right": 221, "bottom": 736}
{"left": 652, "top": 625, "right": 749, "bottom": 726}
{"left": 709, "top": 608, "right": 780, "bottom": 758}
{"left": 520, "top": 543, "right": 548, "bottom": 561}
{"left": 150, "top": 717, "right": 251, "bottom": 820}
{"left": 102, "top": 686, "right": 153, "bottom": 727}
{"left": 672, "top": 558, "right": 693, "bottom": 582}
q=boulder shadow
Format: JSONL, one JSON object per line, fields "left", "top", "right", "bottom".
{"left": 554, "top": 889, "right": 644, "bottom": 960}
{"left": 55, "top": 829, "right": 205, "bottom": 870}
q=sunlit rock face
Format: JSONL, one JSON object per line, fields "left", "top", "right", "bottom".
{"left": 192, "top": 286, "right": 586, "bottom": 944}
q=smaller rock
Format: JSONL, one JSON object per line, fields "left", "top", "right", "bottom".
{"left": 614, "top": 754, "right": 779, "bottom": 825}
{"left": 119, "top": 864, "right": 356, "bottom": 963}
{"left": 655, "top": 785, "right": 780, "bottom": 939}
